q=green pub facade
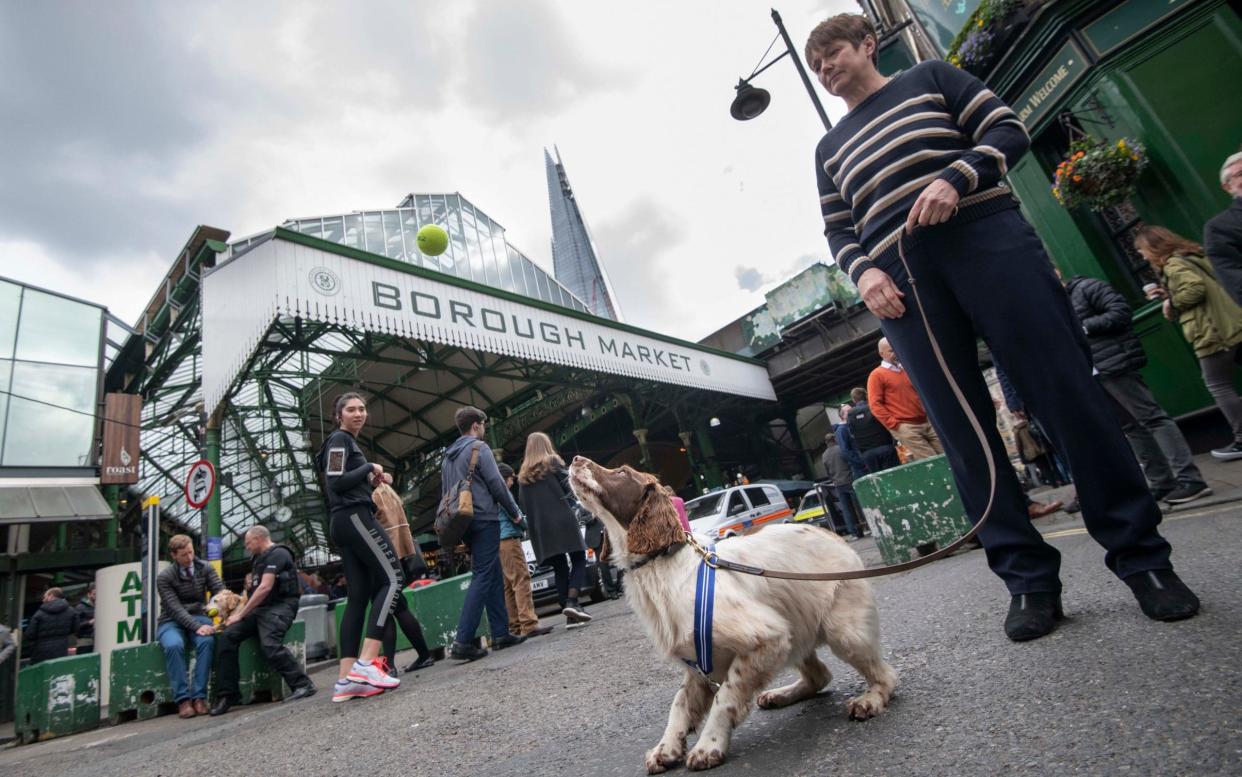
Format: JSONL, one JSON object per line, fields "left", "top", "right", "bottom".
{"left": 873, "top": 0, "right": 1242, "bottom": 416}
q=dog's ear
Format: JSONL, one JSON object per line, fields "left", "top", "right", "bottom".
{"left": 626, "top": 481, "right": 685, "bottom": 557}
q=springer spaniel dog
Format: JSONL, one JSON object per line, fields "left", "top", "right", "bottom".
{"left": 568, "top": 457, "right": 897, "bottom": 773}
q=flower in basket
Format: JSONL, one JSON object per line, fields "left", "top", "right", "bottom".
{"left": 1050, "top": 136, "right": 1149, "bottom": 211}
{"left": 957, "top": 27, "right": 996, "bottom": 71}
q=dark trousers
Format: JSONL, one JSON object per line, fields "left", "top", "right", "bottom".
{"left": 1099, "top": 371, "right": 1205, "bottom": 491}
{"left": 876, "top": 208, "right": 1172, "bottom": 595}
{"left": 216, "top": 601, "right": 309, "bottom": 699}
{"left": 331, "top": 507, "right": 409, "bottom": 657}
{"left": 862, "top": 444, "right": 899, "bottom": 473}
{"left": 832, "top": 485, "right": 865, "bottom": 538}
{"left": 454, "top": 518, "right": 510, "bottom": 643}
{"left": 546, "top": 551, "right": 587, "bottom": 605}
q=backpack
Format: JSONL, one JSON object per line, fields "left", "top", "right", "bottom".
{"left": 435, "top": 443, "right": 481, "bottom": 547}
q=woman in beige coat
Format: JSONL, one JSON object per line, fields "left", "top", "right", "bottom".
{"left": 1137, "top": 225, "right": 1242, "bottom": 459}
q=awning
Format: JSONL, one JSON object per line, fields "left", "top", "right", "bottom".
{"left": 0, "top": 484, "right": 113, "bottom": 525}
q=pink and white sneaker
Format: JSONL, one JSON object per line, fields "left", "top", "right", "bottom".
{"left": 347, "top": 658, "right": 400, "bottom": 689}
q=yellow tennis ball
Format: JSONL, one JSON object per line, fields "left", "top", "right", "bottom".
{"left": 416, "top": 224, "right": 449, "bottom": 256}
{"left": 206, "top": 606, "right": 219, "bottom": 617}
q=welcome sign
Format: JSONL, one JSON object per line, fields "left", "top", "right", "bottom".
{"left": 202, "top": 231, "right": 777, "bottom": 413}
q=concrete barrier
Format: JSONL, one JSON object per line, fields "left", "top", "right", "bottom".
{"left": 108, "top": 621, "right": 306, "bottom": 723}
{"left": 854, "top": 454, "right": 973, "bottom": 566}
{"left": 15, "top": 653, "right": 101, "bottom": 743}
{"left": 333, "top": 574, "right": 486, "bottom": 658}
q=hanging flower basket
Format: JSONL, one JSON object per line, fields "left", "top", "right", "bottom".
{"left": 947, "top": 0, "right": 1027, "bottom": 76}
{"left": 1051, "top": 137, "right": 1149, "bottom": 211}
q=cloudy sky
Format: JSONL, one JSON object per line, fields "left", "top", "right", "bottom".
{"left": 0, "top": 0, "right": 859, "bottom": 342}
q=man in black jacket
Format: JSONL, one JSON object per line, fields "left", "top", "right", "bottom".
{"left": 1204, "top": 151, "right": 1242, "bottom": 306}
{"left": 24, "top": 587, "right": 78, "bottom": 664}
{"left": 156, "top": 534, "right": 225, "bottom": 718}
{"left": 1064, "top": 273, "right": 1209, "bottom": 505}
{"left": 846, "top": 387, "right": 899, "bottom": 473}
{"left": 74, "top": 583, "right": 95, "bottom": 653}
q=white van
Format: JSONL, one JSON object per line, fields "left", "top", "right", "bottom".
{"left": 684, "top": 484, "right": 792, "bottom": 541}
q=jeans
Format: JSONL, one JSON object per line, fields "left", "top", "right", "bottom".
{"left": 862, "top": 444, "right": 899, "bottom": 473}
{"left": 876, "top": 208, "right": 1171, "bottom": 594}
{"left": 454, "top": 517, "right": 511, "bottom": 643}
{"left": 157, "top": 615, "right": 215, "bottom": 702}
{"left": 1099, "top": 371, "right": 1206, "bottom": 490}
{"left": 546, "top": 551, "right": 587, "bottom": 606}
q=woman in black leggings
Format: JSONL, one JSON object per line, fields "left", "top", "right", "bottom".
{"left": 317, "top": 392, "right": 432, "bottom": 703}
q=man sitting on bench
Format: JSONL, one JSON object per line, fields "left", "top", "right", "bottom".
{"left": 156, "top": 534, "right": 225, "bottom": 718}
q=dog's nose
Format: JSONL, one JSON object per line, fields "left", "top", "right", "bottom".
{"left": 572, "top": 456, "right": 585, "bottom": 464}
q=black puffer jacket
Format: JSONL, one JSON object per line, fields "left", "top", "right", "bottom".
{"left": 1065, "top": 276, "right": 1146, "bottom": 376}
{"left": 25, "top": 598, "right": 79, "bottom": 664}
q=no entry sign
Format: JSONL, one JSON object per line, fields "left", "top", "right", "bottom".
{"left": 185, "top": 460, "right": 216, "bottom": 509}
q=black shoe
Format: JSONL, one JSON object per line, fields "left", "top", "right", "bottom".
{"left": 448, "top": 641, "right": 488, "bottom": 662}
{"left": 526, "top": 624, "right": 554, "bottom": 637}
{"left": 1004, "top": 592, "right": 1063, "bottom": 642}
{"left": 1163, "top": 483, "right": 1212, "bottom": 505}
{"left": 403, "top": 655, "right": 436, "bottom": 672}
{"left": 492, "top": 633, "right": 527, "bottom": 650}
{"left": 1124, "top": 570, "right": 1200, "bottom": 621}
{"left": 1210, "top": 442, "right": 1242, "bottom": 460}
{"left": 1063, "top": 499, "right": 1081, "bottom": 514}
{"left": 1150, "top": 486, "right": 1175, "bottom": 502}
{"left": 285, "top": 684, "right": 316, "bottom": 702}
{"left": 208, "top": 696, "right": 235, "bottom": 716}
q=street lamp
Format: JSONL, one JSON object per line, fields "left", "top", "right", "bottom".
{"left": 730, "top": 8, "right": 832, "bottom": 131}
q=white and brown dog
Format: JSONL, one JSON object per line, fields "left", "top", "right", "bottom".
{"left": 207, "top": 589, "right": 247, "bottom": 629}
{"left": 568, "top": 457, "right": 897, "bottom": 773}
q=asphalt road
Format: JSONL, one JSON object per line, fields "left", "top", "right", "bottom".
{"left": 3, "top": 503, "right": 1239, "bottom": 777}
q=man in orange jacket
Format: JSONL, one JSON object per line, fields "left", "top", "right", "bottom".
{"left": 867, "top": 338, "right": 943, "bottom": 460}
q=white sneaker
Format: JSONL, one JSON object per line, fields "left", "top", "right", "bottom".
{"left": 563, "top": 604, "right": 592, "bottom": 625}
{"left": 347, "top": 659, "right": 400, "bottom": 689}
{"left": 332, "top": 679, "right": 383, "bottom": 703}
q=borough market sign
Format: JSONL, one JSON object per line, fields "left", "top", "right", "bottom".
{"left": 201, "top": 230, "right": 777, "bottom": 413}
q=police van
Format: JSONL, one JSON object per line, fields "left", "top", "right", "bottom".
{"left": 684, "top": 484, "right": 792, "bottom": 541}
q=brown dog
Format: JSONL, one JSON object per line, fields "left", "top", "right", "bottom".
{"left": 568, "top": 456, "right": 897, "bottom": 773}
{"left": 207, "top": 589, "right": 247, "bottom": 629}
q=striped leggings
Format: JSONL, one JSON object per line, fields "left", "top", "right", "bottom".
{"left": 331, "top": 506, "right": 409, "bottom": 654}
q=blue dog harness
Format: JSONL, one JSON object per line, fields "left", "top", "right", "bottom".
{"left": 685, "top": 540, "right": 717, "bottom": 677}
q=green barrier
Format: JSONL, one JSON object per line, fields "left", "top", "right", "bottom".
{"left": 109, "top": 620, "right": 306, "bottom": 723}
{"left": 333, "top": 574, "right": 486, "bottom": 658}
{"left": 15, "top": 653, "right": 101, "bottom": 743}
{"left": 853, "top": 454, "right": 973, "bottom": 566}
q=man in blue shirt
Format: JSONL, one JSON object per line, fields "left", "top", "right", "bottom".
{"left": 805, "top": 14, "right": 1198, "bottom": 640}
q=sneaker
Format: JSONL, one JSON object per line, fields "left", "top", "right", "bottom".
{"left": 1150, "top": 486, "right": 1175, "bottom": 502}
{"left": 1162, "top": 483, "right": 1212, "bottom": 505}
{"left": 332, "top": 679, "right": 383, "bottom": 703}
{"left": 492, "top": 633, "right": 527, "bottom": 650}
{"left": 1211, "top": 442, "right": 1242, "bottom": 460}
{"left": 1004, "top": 592, "right": 1063, "bottom": 642}
{"left": 374, "top": 656, "right": 398, "bottom": 678}
{"left": 347, "top": 659, "right": 400, "bottom": 689}
{"left": 1124, "top": 569, "right": 1200, "bottom": 621}
{"left": 448, "top": 641, "right": 489, "bottom": 662}
{"left": 563, "top": 603, "right": 592, "bottom": 625}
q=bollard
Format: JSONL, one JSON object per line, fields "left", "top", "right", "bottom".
{"left": 15, "top": 653, "right": 101, "bottom": 743}
{"left": 853, "top": 454, "right": 973, "bottom": 566}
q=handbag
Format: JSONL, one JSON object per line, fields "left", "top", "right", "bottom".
{"left": 1014, "top": 423, "right": 1047, "bottom": 463}
{"left": 434, "top": 443, "right": 482, "bottom": 547}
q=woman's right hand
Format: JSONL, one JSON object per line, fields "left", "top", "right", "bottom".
{"left": 371, "top": 463, "right": 384, "bottom": 478}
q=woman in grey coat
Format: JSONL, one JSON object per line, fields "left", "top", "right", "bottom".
{"left": 518, "top": 432, "right": 591, "bottom": 626}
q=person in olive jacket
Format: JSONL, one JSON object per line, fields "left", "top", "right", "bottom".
{"left": 1138, "top": 225, "right": 1242, "bottom": 461}
{"left": 24, "top": 587, "right": 78, "bottom": 664}
{"left": 1063, "top": 271, "right": 1209, "bottom": 505}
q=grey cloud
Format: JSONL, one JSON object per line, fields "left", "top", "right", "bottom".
{"left": 591, "top": 198, "right": 686, "bottom": 331}
{"left": 458, "top": 1, "right": 629, "bottom": 124}
{"left": 734, "top": 265, "right": 767, "bottom": 292}
{"left": 0, "top": 2, "right": 454, "bottom": 266}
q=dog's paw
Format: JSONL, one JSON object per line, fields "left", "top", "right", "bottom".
{"left": 645, "top": 743, "right": 683, "bottom": 774}
{"left": 685, "top": 745, "right": 726, "bottom": 771}
{"left": 846, "top": 693, "right": 886, "bottom": 721}
{"left": 757, "top": 690, "right": 781, "bottom": 710}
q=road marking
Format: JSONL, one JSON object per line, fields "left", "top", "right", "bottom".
{"left": 1041, "top": 502, "right": 1231, "bottom": 539}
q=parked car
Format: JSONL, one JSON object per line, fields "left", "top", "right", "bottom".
{"left": 792, "top": 485, "right": 847, "bottom": 534}
{"left": 684, "top": 484, "right": 792, "bottom": 541}
{"left": 522, "top": 533, "right": 607, "bottom": 607}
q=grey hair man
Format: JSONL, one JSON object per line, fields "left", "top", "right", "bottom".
{"left": 1203, "top": 149, "right": 1242, "bottom": 306}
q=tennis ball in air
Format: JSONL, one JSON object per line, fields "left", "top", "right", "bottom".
{"left": 416, "top": 224, "right": 449, "bottom": 256}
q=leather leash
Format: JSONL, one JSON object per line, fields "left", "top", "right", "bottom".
{"left": 682, "top": 231, "right": 999, "bottom": 582}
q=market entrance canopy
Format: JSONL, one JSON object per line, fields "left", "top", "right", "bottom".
{"left": 202, "top": 229, "right": 776, "bottom": 417}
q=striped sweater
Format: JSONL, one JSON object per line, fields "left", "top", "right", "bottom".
{"left": 815, "top": 60, "right": 1030, "bottom": 285}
